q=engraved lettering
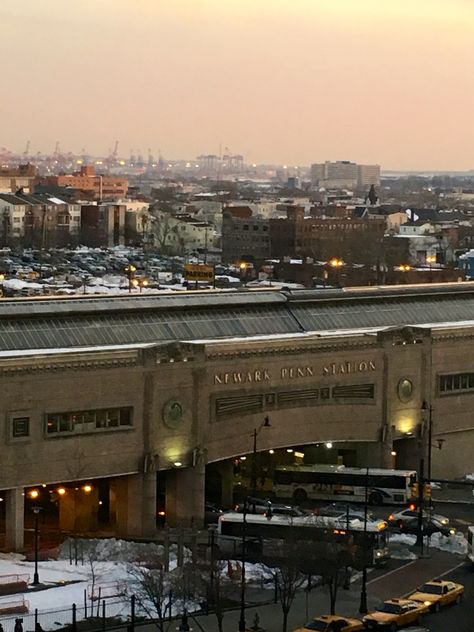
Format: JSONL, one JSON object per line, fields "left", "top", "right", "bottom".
{"left": 369, "top": 361, "right": 376, "bottom": 371}
{"left": 214, "top": 374, "right": 223, "bottom": 384}
{"left": 255, "top": 370, "right": 262, "bottom": 382}
{"left": 281, "top": 368, "right": 288, "bottom": 379}
{"left": 263, "top": 370, "right": 270, "bottom": 381}
{"left": 358, "top": 361, "right": 368, "bottom": 372}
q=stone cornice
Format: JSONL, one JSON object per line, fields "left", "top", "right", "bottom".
{"left": 205, "top": 339, "right": 379, "bottom": 361}
{"left": 0, "top": 350, "right": 139, "bottom": 376}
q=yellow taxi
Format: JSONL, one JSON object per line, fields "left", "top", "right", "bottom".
{"left": 408, "top": 579, "right": 464, "bottom": 612}
{"left": 294, "top": 614, "right": 363, "bottom": 631}
{"left": 362, "top": 598, "right": 429, "bottom": 630}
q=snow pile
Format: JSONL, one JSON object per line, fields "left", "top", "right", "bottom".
{"left": 389, "top": 534, "right": 417, "bottom": 547}
{"left": 427, "top": 532, "right": 468, "bottom": 556}
{"left": 58, "top": 538, "right": 192, "bottom": 569}
{"left": 464, "top": 473, "right": 474, "bottom": 482}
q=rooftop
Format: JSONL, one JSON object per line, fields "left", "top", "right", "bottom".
{"left": 1, "top": 282, "right": 474, "bottom": 352}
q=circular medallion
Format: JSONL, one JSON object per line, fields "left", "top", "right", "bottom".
{"left": 397, "top": 378, "right": 413, "bottom": 403}
{"left": 162, "top": 399, "right": 184, "bottom": 429}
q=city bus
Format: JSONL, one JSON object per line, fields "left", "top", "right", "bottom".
{"left": 467, "top": 526, "right": 474, "bottom": 566}
{"left": 273, "top": 464, "right": 417, "bottom": 505}
{"left": 217, "top": 511, "right": 389, "bottom": 567}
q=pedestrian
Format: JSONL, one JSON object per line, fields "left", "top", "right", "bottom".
{"left": 14, "top": 619, "right": 23, "bottom": 632}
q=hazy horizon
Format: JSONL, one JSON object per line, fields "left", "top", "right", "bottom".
{"left": 2, "top": 0, "right": 474, "bottom": 171}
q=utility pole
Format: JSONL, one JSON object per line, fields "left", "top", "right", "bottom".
{"left": 359, "top": 467, "right": 369, "bottom": 614}
{"left": 416, "top": 458, "right": 425, "bottom": 552}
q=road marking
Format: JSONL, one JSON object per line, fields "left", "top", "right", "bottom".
{"left": 367, "top": 560, "right": 417, "bottom": 585}
{"left": 436, "top": 561, "right": 466, "bottom": 578}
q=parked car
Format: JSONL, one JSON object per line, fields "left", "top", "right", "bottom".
{"left": 407, "top": 579, "right": 464, "bottom": 612}
{"left": 204, "top": 502, "right": 224, "bottom": 524}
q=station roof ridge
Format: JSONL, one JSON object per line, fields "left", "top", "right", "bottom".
{"left": 1, "top": 283, "right": 474, "bottom": 353}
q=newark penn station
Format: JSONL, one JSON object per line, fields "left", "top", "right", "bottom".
{"left": 1, "top": 282, "right": 474, "bottom": 550}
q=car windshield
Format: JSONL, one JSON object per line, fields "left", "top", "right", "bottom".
{"left": 378, "top": 603, "right": 402, "bottom": 614}
{"left": 304, "top": 620, "right": 328, "bottom": 631}
{"left": 419, "top": 584, "right": 443, "bottom": 595}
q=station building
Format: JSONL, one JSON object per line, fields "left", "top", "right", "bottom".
{"left": 1, "top": 284, "right": 474, "bottom": 550}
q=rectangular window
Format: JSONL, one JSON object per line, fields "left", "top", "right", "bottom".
{"left": 12, "top": 417, "right": 30, "bottom": 438}
{"left": 45, "top": 407, "right": 133, "bottom": 436}
{"left": 439, "top": 372, "right": 474, "bottom": 395}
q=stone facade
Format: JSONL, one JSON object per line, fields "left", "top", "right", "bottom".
{"left": 1, "top": 323, "right": 474, "bottom": 549}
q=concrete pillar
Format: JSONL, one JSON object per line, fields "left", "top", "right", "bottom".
{"left": 5, "top": 488, "right": 24, "bottom": 552}
{"left": 166, "top": 463, "right": 205, "bottom": 528}
{"left": 59, "top": 488, "right": 99, "bottom": 533}
{"left": 114, "top": 472, "right": 157, "bottom": 538}
{"left": 215, "top": 461, "right": 234, "bottom": 508}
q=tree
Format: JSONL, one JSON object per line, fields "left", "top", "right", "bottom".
{"left": 304, "top": 542, "right": 352, "bottom": 615}
{"left": 265, "top": 540, "right": 306, "bottom": 632}
{"left": 127, "top": 555, "right": 170, "bottom": 632}
{"left": 193, "top": 549, "right": 240, "bottom": 632}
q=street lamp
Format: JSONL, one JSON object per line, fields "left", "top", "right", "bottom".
{"left": 32, "top": 506, "right": 43, "bottom": 585}
{"left": 239, "top": 262, "right": 249, "bottom": 287}
{"left": 251, "top": 416, "right": 271, "bottom": 499}
{"left": 421, "top": 400, "right": 434, "bottom": 484}
{"left": 426, "top": 255, "right": 436, "bottom": 283}
{"left": 124, "top": 264, "right": 137, "bottom": 293}
{"left": 239, "top": 416, "right": 271, "bottom": 632}
{"left": 359, "top": 467, "right": 369, "bottom": 614}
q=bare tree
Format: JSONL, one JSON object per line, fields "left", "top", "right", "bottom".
{"left": 127, "top": 555, "right": 170, "bottom": 632}
{"left": 266, "top": 541, "right": 306, "bottom": 632}
{"left": 193, "top": 552, "right": 239, "bottom": 632}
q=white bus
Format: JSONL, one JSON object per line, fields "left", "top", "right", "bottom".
{"left": 273, "top": 464, "right": 417, "bottom": 505}
{"left": 467, "top": 526, "right": 474, "bottom": 566}
{"left": 217, "top": 511, "right": 389, "bottom": 567}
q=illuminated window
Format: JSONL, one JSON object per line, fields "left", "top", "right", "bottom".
{"left": 45, "top": 408, "right": 133, "bottom": 436}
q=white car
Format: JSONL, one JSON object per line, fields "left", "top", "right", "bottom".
{"left": 388, "top": 508, "right": 449, "bottom": 527}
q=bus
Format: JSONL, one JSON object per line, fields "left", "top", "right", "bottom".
{"left": 217, "top": 511, "right": 389, "bottom": 567}
{"left": 273, "top": 464, "right": 417, "bottom": 505}
{"left": 467, "top": 526, "right": 474, "bottom": 566}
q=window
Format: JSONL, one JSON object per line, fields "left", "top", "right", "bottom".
{"left": 439, "top": 372, "right": 474, "bottom": 395}
{"left": 12, "top": 417, "right": 30, "bottom": 438}
{"left": 45, "top": 407, "right": 133, "bottom": 436}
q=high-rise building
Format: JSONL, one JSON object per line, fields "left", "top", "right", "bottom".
{"left": 310, "top": 160, "right": 380, "bottom": 189}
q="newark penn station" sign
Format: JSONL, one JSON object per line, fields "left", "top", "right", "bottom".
{"left": 213, "top": 360, "right": 376, "bottom": 385}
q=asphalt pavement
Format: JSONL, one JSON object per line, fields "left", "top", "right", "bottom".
{"left": 179, "top": 549, "right": 471, "bottom": 632}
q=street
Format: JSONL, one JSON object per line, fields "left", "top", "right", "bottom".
{"left": 183, "top": 499, "right": 474, "bottom": 632}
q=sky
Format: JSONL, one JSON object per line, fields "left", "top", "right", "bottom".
{"left": 1, "top": 0, "right": 474, "bottom": 170}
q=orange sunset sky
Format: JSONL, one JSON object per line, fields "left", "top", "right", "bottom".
{"left": 1, "top": 0, "right": 473, "bottom": 170}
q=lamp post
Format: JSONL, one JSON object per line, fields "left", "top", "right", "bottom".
{"left": 251, "top": 416, "right": 271, "bottom": 500}
{"left": 32, "top": 506, "right": 43, "bottom": 585}
{"left": 328, "top": 257, "right": 344, "bottom": 287}
{"left": 426, "top": 255, "right": 436, "bottom": 283}
{"left": 124, "top": 264, "right": 137, "bottom": 293}
{"left": 421, "top": 400, "right": 433, "bottom": 484}
{"left": 239, "top": 262, "right": 248, "bottom": 287}
{"left": 359, "top": 466, "right": 369, "bottom": 614}
{"left": 239, "top": 417, "right": 271, "bottom": 632}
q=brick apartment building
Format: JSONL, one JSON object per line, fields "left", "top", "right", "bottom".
{"left": 270, "top": 205, "right": 386, "bottom": 263}
{"left": 0, "top": 164, "right": 38, "bottom": 194}
{"left": 41, "top": 165, "right": 128, "bottom": 201}
{"left": 221, "top": 206, "right": 271, "bottom": 263}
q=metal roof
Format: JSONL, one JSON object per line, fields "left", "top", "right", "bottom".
{"left": 1, "top": 283, "right": 474, "bottom": 352}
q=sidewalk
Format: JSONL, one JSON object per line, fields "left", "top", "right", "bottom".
{"left": 187, "top": 550, "right": 465, "bottom": 632}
